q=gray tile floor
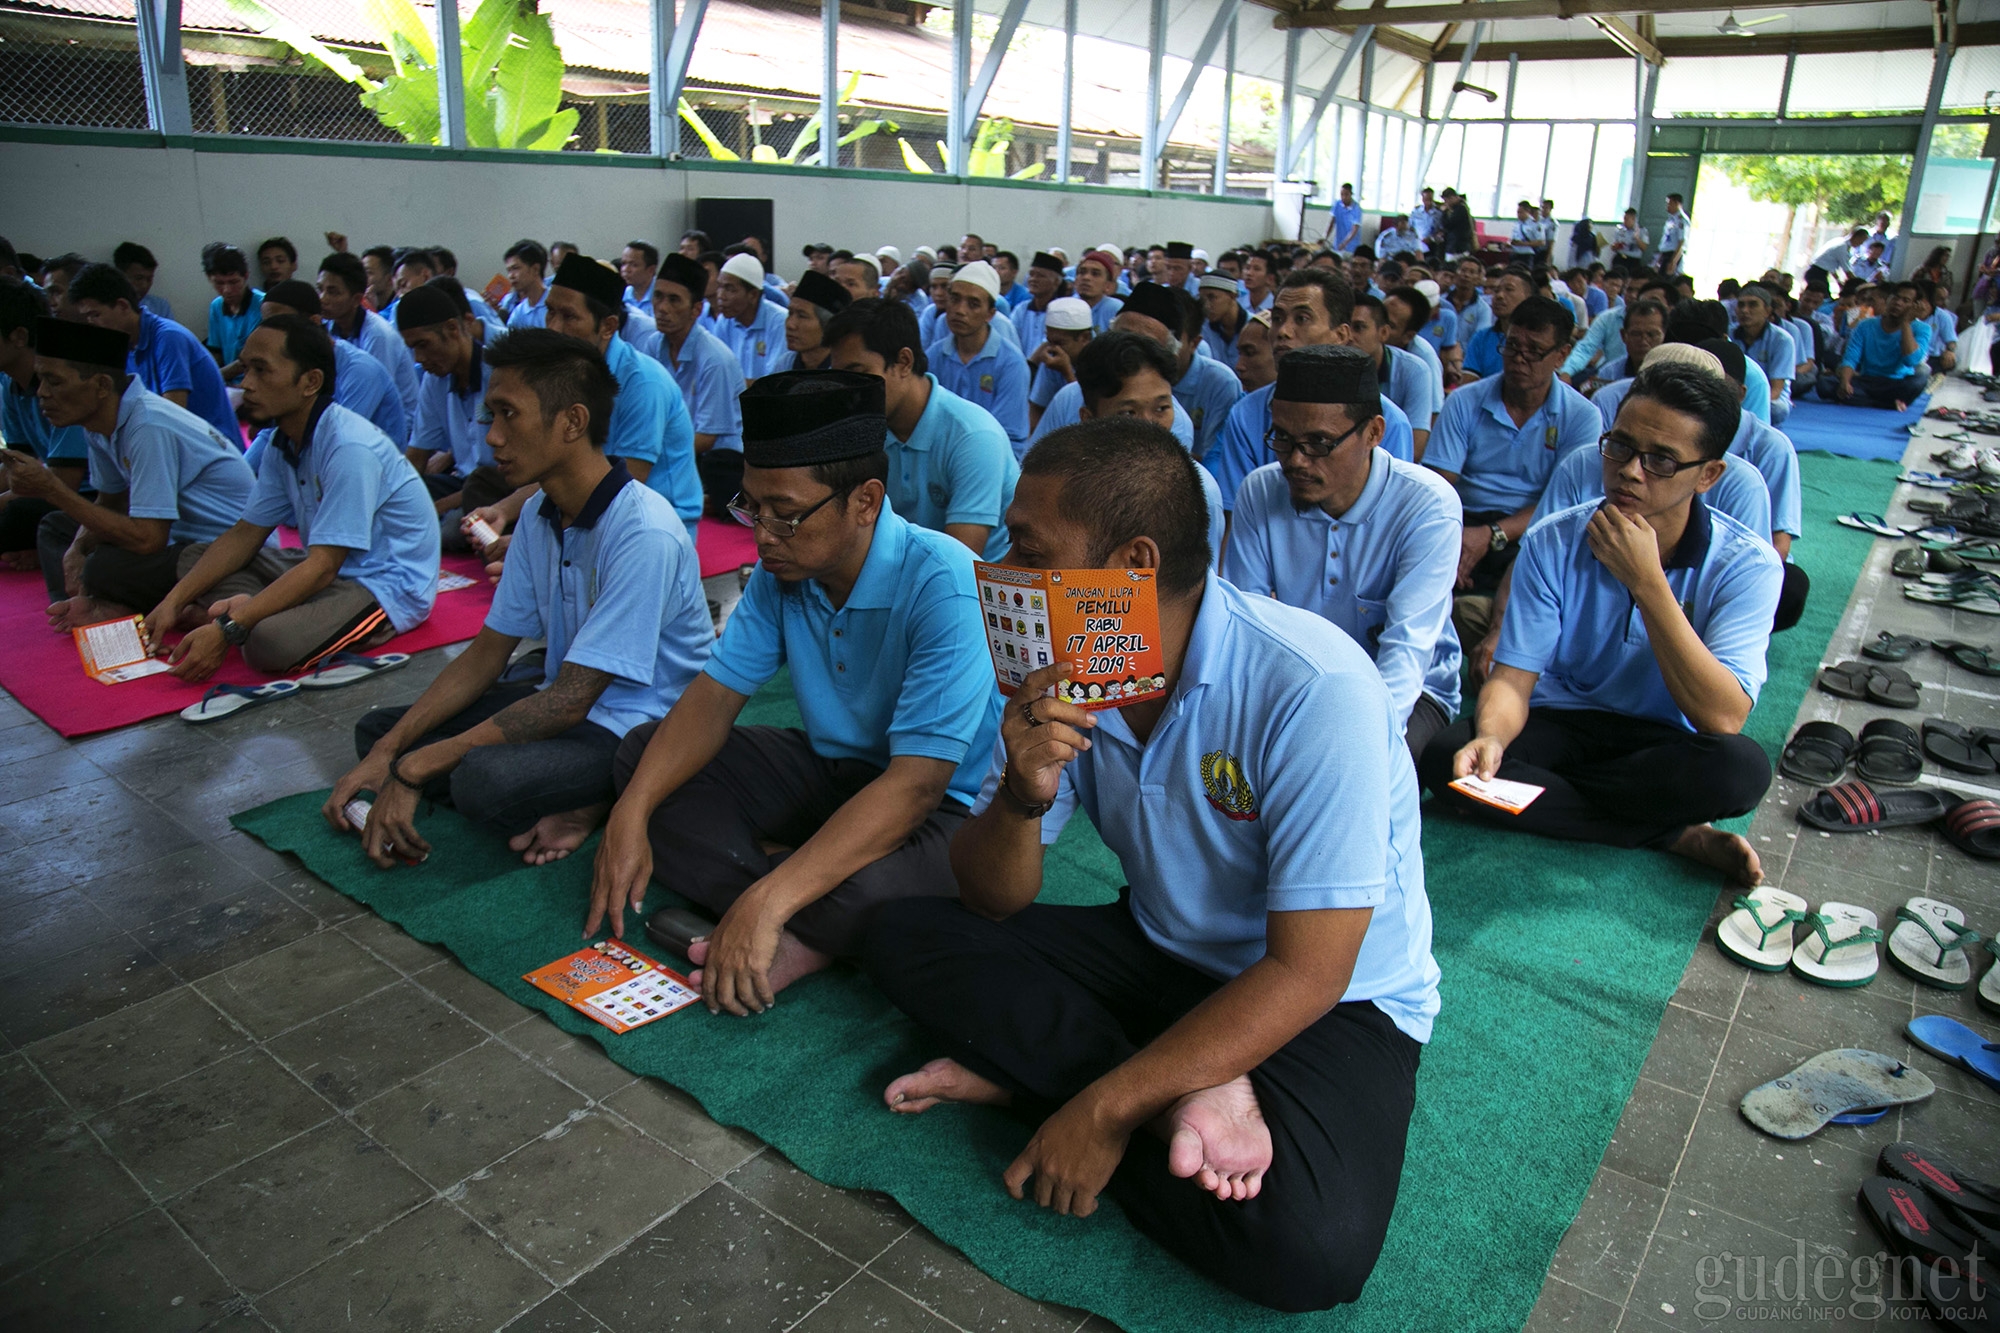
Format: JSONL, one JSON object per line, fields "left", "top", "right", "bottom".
{"left": 1524, "top": 380, "right": 2000, "bottom": 1332}
{"left": 4, "top": 401, "right": 1998, "bottom": 1331}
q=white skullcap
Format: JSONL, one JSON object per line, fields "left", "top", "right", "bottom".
{"left": 1197, "top": 274, "right": 1238, "bottom": 294}
{"left": 1045, "top": 296, "right": 1092, "bottom": 331}
{"left": 1192, "top": 248, "right": 1210, "bottom": 263}
{"left": 1099, "top": 242, "right": 1122, "bottom": 260}
{"left": 929, "top": 265, "right": 958, "bottom": 281}
{"left": 1642, "top": 342, "right": 1725, "bottom": 377}
{"left": 720, "top": 253, "right": 765, "bottom": 289}
{"left": 1048, "top": 246, "right": 1069, "bottom": 260}
{"left": 1413, "top": 279, "right": 1442, "bottom": 302}
{"left": 876, "top": 244, "right": 900, "bottom": 261}
{"left": 914, "top": 245, "right": 938, "bottom": 260}
{"left": 952, "top": 260, "right": 1001, "bottom": 302}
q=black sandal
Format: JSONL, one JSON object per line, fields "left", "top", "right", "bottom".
{"left": 1778, "top": 721, "right": 1855, "bottom": 784}
{"left": 1855, "top": 719, "right": 1924, "bottom": 784}
{"left": 1863, "top": 632, "right": 1926, "bottom": 662}
{"left": 1923, "top": 720, "right": 2000, "bottom": 775}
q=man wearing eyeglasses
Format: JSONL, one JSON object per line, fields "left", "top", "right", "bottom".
{"left": 1222, "top": 346, "right": 1462, "bottom": 761}
{"left": 589, "top": 371, "right": 1002, "bottom": 1018}
{"left": 1423, "top": 295, "right": 1597, "bottom": 654}
{"left": 1418, "top": 360, "right": 1780, "bottom": 883}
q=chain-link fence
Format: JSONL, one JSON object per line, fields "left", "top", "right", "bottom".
{"left": 0, "top": 2, "right": 149, "bottom": 129}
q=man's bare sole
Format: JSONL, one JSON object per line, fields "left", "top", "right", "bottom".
{"left": 686, "top": 931, "right": 832, "bottom": 1001}
{"left": 1159, "top": 1075, "right": 1271, "bottom": 1202}
{"left": 47, "top": 595, "right": 138, "bottom": 633}
{"left": 1669, "top": 823, "right": 1762, "bottom": 886}
{"left": 883, "top": 1057, "right": 1014, "bottom": 1114}
{"left": 508, "top": 803, "right": 608, "bottom": 866}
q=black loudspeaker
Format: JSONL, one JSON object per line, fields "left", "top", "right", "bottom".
{"left": 694, "top": 198, "right": 774, "bottom": 262}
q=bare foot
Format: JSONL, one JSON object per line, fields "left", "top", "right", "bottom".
{"left": 882, "top": 1057, "right": 1013, "bottom": 1115}
{"left": 46, "top": 595, "right": 138, "bottom": 632}
{"left": 0, "top": 551, "right": 36, "bottom": 572}
{"left": 1158, "top": 1075, "right": 1272, "bottom": 1202}
{"left": 1669, "top": 823, "right": 1763, "bottom": 886}
{"left": 685, "top": 931, "right": 833, "bottom": 1001}
{"left": 508, "top": 803, "right": 607, "bottom": 866}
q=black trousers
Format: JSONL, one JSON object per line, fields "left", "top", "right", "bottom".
{"left": 862, "top": 895, "right": 1421, "bottom": 1313}
{"left": 1774, "top": 562, "right": 1809, "bottom": 633}
{"left": 1404, "top": 691, "right": 1451, "bottom": 765}
{"left": 695, "top": 448, "right": 744, "bottom": 517}
{"left": 611, "top": 724, "right": 966, "bottom": 957}
{"left": 0, "top": 496, "right": 55, "bottom": 554}
{"left": 355, "top": 682, "right": 623, "bottom": 838}
{"left": 1814, "top": 371, "right": 1928, "bottom": 408}
{"left": 35, "top": 512, "right": 187, "bottom": 609}
{"left": 1418, "top": 707, "right": 1771, "bottom": 850}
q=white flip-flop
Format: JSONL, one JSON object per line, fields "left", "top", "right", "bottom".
{"left": 179, "top": 680, "right": 302, "bottom": 723}
{"left": 1836, "top": 513, "right": 1904, "bottom": 537}
{"left": 1979, "top": 944, "right": 1999, "bottom": 1017}
{"left": 298, "top": 651, "right": 410, "bottom": 690}
{"left": 1716, "top": 889, "right": 1808, "bottom": 972}
{"left": 1888, "top": 897, "right": 1981, "bottom": 991}
{"left": 1792, "top": 903, "right": 1883, "bottom": 989}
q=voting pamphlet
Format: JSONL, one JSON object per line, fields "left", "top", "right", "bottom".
{"left": 973, "top": 564, "right": 1166, "bottom": 710}
{"left": 437, "top": 572, "right": 479, "bottom": 593}
{"left": 74, "top": 615, "right": 173, "bottom": 684}
{"left": 524, "top": 939, "right": 701, "bottom": 1034}
{"left": 1447, "top": 774, "right": 1546, "bottom": 815}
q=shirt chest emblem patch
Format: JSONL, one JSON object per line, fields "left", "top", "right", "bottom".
{"left": 979, "top": 374, "right": 995, "bottom": 393}
{"left": 1200, "top": 751, "right": 1259, "bottom": 822}
{"left": 1544, "top": 424, "right": 1558, "bottom": 450}
{"left": 755, "top": 340, "right": 767, "bottom": 356}
{"left": 928, "top": 480, "right": 950, "bottom": 508}
{"left": 1191, "top": 407, "right": 1205, "bottom": 430}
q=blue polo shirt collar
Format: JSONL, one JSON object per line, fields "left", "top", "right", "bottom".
{"left": 892, "top": 376, "right": 945, "bottom": 451}
{"left": 835, "top": 502, "right": 910, "bottom": 611}
{"left": 539, "top": 460, "right": 634, "bottom": 534}
{"left": 1664, "top": 492, "right": 1712, "bottom": 571}
{"left": 1336, "top": 447, "right": 1393, "bottom": 528}
{"left": 273, "top": 394, "right": 336, "bottom": 467}
{"left": 452, "top": 342, "right": 485, "bottom": 401}
{"left": 1480, "top": 381, "right": 1556, "bottom": 431}
{"left": 952, "top": 327, "right": 1000, "bottom": 366}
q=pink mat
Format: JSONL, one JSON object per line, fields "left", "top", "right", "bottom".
{"left": 0, "top": 554, "right": 496, "bottom": 738}
{"left": 696, "top": 516, "right": 757, "bottom": 579}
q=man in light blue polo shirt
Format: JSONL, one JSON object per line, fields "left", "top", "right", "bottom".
{"left": 653, "top": 253, "right": 745, "bottom": 515}
{"left": 1198, "top": 274, "right": 1248, "bottom": 367}
{"left": 1106, "top": 282, "right": 1242, "bottom": 460}
{"left": 201, "top": 243, "right": 263, "bottom": 379}
{"left": 860, "top": 417, "right": 1438, "bottom": 1314}
{"left": 502, "top": 240, "right": 550, "bottom": 329}
{"left": 1327, "top": 182, "right": 1365, "bottom": 253}
{"left": 258, "top": 281, "right": 406, "bottom": 447}
{"left": 1820, "top": 279, "right": 1930, "bottom": 410}
{"left": 1074, "top": 250, "right": 1126, "bottom": 330}
{"left": 331, "top": 329, "right": 710, "bottom": 870}
{"left": 927, "top": 260, "right": 1031, "bottom": 451}
{"left": 21, "top": 319, "right": 253, "bottom": 628}
{"left": 144, "top": 316, "right": 438, "bottom": 678}
{"left": 68, "top": 263, "right": 240, "bottom": 444}
{"left": 590, "top": 371, "right": 1002, "bottom": 1017}
{"left": 1423, "top": 294, "right": 1596, "bottom": 649}
{"left": 710, "top": 252, "right": 789, "bottom": 380}
{"left": 1224, "top": 347, "right": 1461, "bottom": 759}
{"left": 319, "top": 252, "right": 420, "bottom": 428}
{"left": 399, "top": 281, "right": 503, "bottom": 548}
{"left": 0, "top": 279, "right": 89, "bottom": 563}
{"left": 1350, "top": 294, "right": 1439, "bottom": 461}
{"left": 828, "top": 296, "right": 1017, "bottom": 561}
{"left": 1730, "top": 284, "right": 1796, "bottom": 424}
{"left": 1419, "top": 360, "right": 1779, "bottom": 880}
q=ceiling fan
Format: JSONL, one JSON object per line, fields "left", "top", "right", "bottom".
{"left": 1716, "top": 11, "right": 1787, "bottom": 36}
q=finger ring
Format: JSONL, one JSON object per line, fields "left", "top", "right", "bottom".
{"left": 1020, "top": 697, "right": 1042, "bottom": 727}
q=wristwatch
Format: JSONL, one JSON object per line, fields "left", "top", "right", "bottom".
{"left": 213, "top": 612, "right": 251, "bottom": 647}
{"left": 1488, "top": 524, "right": 1511, "bottom": 554}
{"left": 998, "top": 764, "right": 1054, "bottom": 819}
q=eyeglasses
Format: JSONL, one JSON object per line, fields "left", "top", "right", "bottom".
{"left": 1265, "top": 422, "right": 1364, "bottom": 459}
{"left": 727, "top": 490, "right": 839, "bottom": 538}
{"left": 1502, "top": 336, "right": 1561, "bottom": 362}
{"left": 1599, "top": 435, "right": 1699, "bottom": 479}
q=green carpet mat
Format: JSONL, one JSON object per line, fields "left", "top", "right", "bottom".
{"left": 232, "top": 453, "right": 1894, "bottom": 1332}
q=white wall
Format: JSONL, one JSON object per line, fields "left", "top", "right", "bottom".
{"left": 1, "top": 139, "right": 1275, "bottom": 336}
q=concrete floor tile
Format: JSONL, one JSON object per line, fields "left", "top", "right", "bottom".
{"left": 0, "top": 743, "right": 110, "bottom": 797}
{"left": 0, "top": 776, "right": 200, "bottom": 891}
{"left": 339, "top": 912, "right": 451, "bottom": 976}
{"left": 351, "top": 1039, "right": 589, "bottom": 1189}
{"left": 135, "top": 882, "right": 324, "bottom": 984}
{"left": 1600, "top": 1077, "right": 1701, "bottom": 1191}
{"left": 412, "top": 957, "right": 538, "bottom": 1035}
{"left": 602, "top": 1079, "right": 763, "bottom": 1178}
{"left": 499, "top": 1015, "right": 639, "bottom": 1103}
{"left": 1546, "top": 1167, "right": 1665, "bottom": 1305}
{"left": 1667, "top": 1098, "right": 1874, "bottom": 1238}
{"left": 0, "top": 1099, "right": 154, "bottom": 1283}
{"left": 70, "top": 842, "right": 269, "bottom": 927}
{"left": 726, "top": 1150, "right": 914, "bottom": 1266}
{"left": 262, "top": 862, "right": 364, "bottom": 924}
{"left": 194, "top": 929, "right": 401, "bottom": 1040}
{"left": 870, "top": 1227, "right": 1085, "bottom": 1333}
{"left": 0, "top": 1207, "right": 244, "bottom": 1333}
{"left": 1521, "top": 1275, "right": 1628, "bottom": 1331}
{"left": 498, "top": 1291, "right": 611, "bottom": 1332}
{"left": 792, "top": 1272, "right": 954, "bottom": 1332}
{"left": 264, "top": 980, "right": 485, "bottom": 1111}
{"left": 0, "top": 928, "right": 182, "bottom": 1046}
{"left": 26, "top": 985, "right": 250, "bottom": 1115}
{"left": 1635, "top": 1003, "right": 1730, "bottom": 1096}
{"left": 0, "top": 885, "right": 117, "bottom": 972}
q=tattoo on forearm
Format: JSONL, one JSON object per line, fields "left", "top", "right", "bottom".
{"left": 493, "top": 662, "right": 614, "bottom": 743}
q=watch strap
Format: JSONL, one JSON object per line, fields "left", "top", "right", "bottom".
{"left": 998, "top": 764, "right": 1054, "bottom": 819}
{"left": 215, "top": 613, "right": 251, "bottom": 646}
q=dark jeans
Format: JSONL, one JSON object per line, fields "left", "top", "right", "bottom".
{"left": 612, "top": 723, "right": 966, "bottom": 957}
{"left": 354, "top": 682, "right": 622, "bottom": 838}
{"left": 862, "top": 894, "right": 1422, "bottom": 1313}
{"left": 1418, "top": 706, "right": 1771, "bottom": 850}
{"left": 1814, "top": 371, "right": 1928, "bottom": 408}
{"left": 36, "top": 512, "right": 186, "bottom": 609}
{"left": 1405, "top": 691, "right": 1451, "bottom": 765}
{"left": 695, "top": 448, "right": 744, "bottom": 518}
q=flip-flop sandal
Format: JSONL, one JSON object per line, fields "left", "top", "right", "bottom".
{"left": 1855, "top": 718, "right": 1924, "bottom": 783}
{"left": 1858, "top": 1176, "right": 1983, "bottom": 1268}
{"left": 299, "top": 651, "right": 411, "bottom": 689}
{"left": 1863, "top": 631, "right": 1926, "bottom": 660}
{"left": 1904, "top": 583, "right": 2000, "bottom": 613}
{"left": 1815, "top": 661, "right": 1874, "bottom": 700}
{"left": 1739, "top": 1049, "right": 1935, "bottom": 1140}
{"left": 1944, "top": 798, "right": 2000, "bottom": 861}
{"left": 1797, "top": 781, "right": 1954, "bottom": 832}
{"left": 1837, "top": 512, "right": 1904, "bottom": 536}
{"left": 1899, "top": 470, "right": 1962, "bottom": 488}
{"left": 1892, "top": 549, "right": 1928, "bottom": 575}
{"left": 1716, "top": 888, "right": 1808, "bottom": 971}
{"left": 1778, "top": 721, "right": 1855, "bottom": 784}
{"left": 1934, "top": 640, "right": 2000, "bottom": 676}
{"left": 1952, "top": 543, "right": 2000, "bottom": 563}
{"left": 1881, "top": 1142, "right": 2000, "bottom": 1230}
{"left": 1905, "top": 1015, "right": 2000, "bottom": 1095}
{"left": 178, "top": 680, "right": 303, "bottom": 724}
{"left": 1890, "top": 898, "right": 1983, "bottom": 989}
{"left": 1864, "top": 667, "right": 1921, "bottom": 708}
{"left": 1923, "top": 719, "right": 1999, "bottom": 775}
{"left": 1984, "top": 945, "right": 2000, "bottom": 1017}
{"left": 1791, "top": 903, "right": 1883, "bottom": 988}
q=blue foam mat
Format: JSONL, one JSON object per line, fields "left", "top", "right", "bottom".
{"left": 1782, "top": 393, "right": 1930, "bottom": 462}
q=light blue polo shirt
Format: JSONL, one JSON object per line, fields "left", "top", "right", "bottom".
{"left": 1449, "top": 294, "right": 1492, "bottom": 340}
{"left": 1029, "top": 380, "right": 1194, "bottom": 450}
{"left": 1787, "top": 316, "right": 1819, "bottom": 368}
{"left": 505, "top": 289, "right": 548, "bottom": 329}
{"left": 1084, "top": 295, "right": 1123, "bottom": 331}
{"left": 1401, "top": 334, "right": 1444, "bottom": 402}
{"left": 1498, "top": 496, "right": 1782, "bottom": 731}
{"left": 1728, "top": 410, "right": 1802, "bottom": 538}
{"left": 129, "top": 311, "right": 238, "bottom": 443}
{"left": 240, "top": 401, "right": 440, "bottom": 632}
{"left": 1423, "top": 375, "right": 1597, "bottom": 514}
{"left": 704, "top": 502, "right": 1001, "bottom": 807}
{"left": 1532, "top": 443, "right": 1772, "bottom": 540}
{"left": 1842, "top": 317, "right": 1932, "bottom": 377}
{"left": 1419, "top": 300, "right": 1460, "bottom": 352}
{"left": 1224, "top": 453, "right": 1463, "bottom": 724}
{"left": 1561, "top": 303, "right": 1624, "bottom": 377}
{"left": 139, "top": 293, "right": 172, "bottom": 320}
{"left": 410, "top": 344, "right": 492, "bottom": 477}
{"left": 204, "top": 289, "right": 264, "bottom": 370}
{"left": 1171, "top": 352, "right": 1242, "bottom": 460}
{"left": 330, "top": 309, "right": 420, "bottom": 428}
{"left": 332, "top": 339, "right": 407, "bottom": 445}
{"left": 974, "top": 573, "right": 1439, "bottom": 1042}
{"left": 885, "top": 375, "right": 1019, "bottom": 563}
{"left": 713, "top": 299, "right": 789, "bottom": 380}
{"left": 658, "top": 323, "right": 743, "bottom": 455}
{"left": 1380, "top": 344, "right": 1440, "bottom": 432}
{"left": 3, "top": 377, "right": 89, "bottom": 463}
{"left": 485, "top": 466, "right": 711, "bottom": 737}
{"left": 1460, "top": 326, "right": 1503, "bottom": 380}
{"left": 1735, "top": 322, "right": 1796, "bottom": 413}
{"left": 603, "top": 335, "right": 702, "bottom": 538}
{"left": 86, "top": 380, "right": 253, "bottom": 544}
{"left": 1329, "top": 199, "right": 1364, "bottom": 251}
{"left": 1011, "top": 301, "right": 1052, "bottom": 357}
{"left": 927, "top": 328, "right": 1030, "bottom": 448}
{"left": 1200, "top": 317, "right": 1243, "bottom": 368}
{"left": 1205, "top": 383, "right": 1416, "bottom": 510}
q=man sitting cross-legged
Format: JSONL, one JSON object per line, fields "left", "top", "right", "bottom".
{"left": 142, "top": 316, "right": 439, "bottom": 680}
{"left": 860, "top": 417, "right": 1439, "bottom": 1314}
{"left": 0, "top": 278, "right": 89, "bottom": 569}
{"left": 587, "top": 371, "right": 1002, "bottom": 1017}
{"left": 15, "top": 319, "right": 254, "bottom": 631}
{"left": 1417, "top": 360, "right": 1781, "bottom": 881}
{"left": 327, "top": 329, "right": 711, "bottom": 868}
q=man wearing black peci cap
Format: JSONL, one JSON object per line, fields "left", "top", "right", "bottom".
{"left": 256, "top": 280, "right": 406, "bottom": 447}
{"left": 399, "top": 278, "right": 505, "bottom": 548}
{"left": 590, "top": 370, "right": 1002, "bottom": 1017}
{"left": 767, "top": 269, "right": 852, "bottom": 376}
{"left": 1163, "top": 241, "right": 1196, "bottom": 294}
{"left": 13, "top": 318, "right": 253, "bottom": 630}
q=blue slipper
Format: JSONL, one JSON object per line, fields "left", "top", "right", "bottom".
{"left": 178, "top": 680, "right": 302, "bottom": 724}
{"left": 1906, "top": 1015, "right": 2000, "bottom": 1095}
{"left": 1740, "top": 1049, "right": 1936, "bottom": 1140}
